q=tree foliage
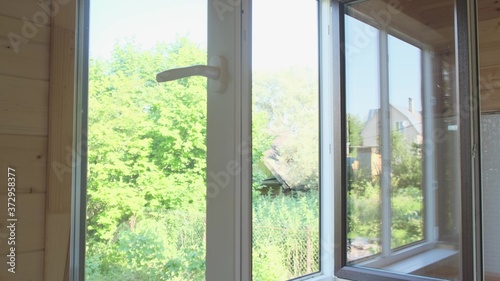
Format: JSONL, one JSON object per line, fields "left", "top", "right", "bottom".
{"left": 348, "top": 114, "right": 364, "bottom": 148}
{"left": 390, "top": 131, "right": 422, "bottom": 189}
{"left": 252, "top": 67, "right": 319, "bottom": 189}
{"left": 86, "top": 37, "right": 325, "bottom": 281}
{"left": 85, "top": 36, "right": 425, "bottom": 280}
{"left": 347, "top": 131, "right": 424, "bottom": 256}
{"left": 87, "top": 37, "right": 207, "bottom": 245}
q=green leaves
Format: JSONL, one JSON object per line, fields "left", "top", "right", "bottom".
{"left": 390, "top": 131, "right": 423, "bottom": 189}
{"left": 86, "top": 37, "right": 208, "bottom": 280}
{"left": 252, "top": 67, "right": 319, "bottom": 189}
{"left": 87, "top": 37, "right": 207, "bottom": 246}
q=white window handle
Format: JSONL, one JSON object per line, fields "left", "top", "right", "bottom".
{"left": 156, "top": 56, "right": 227, "bottom": 93}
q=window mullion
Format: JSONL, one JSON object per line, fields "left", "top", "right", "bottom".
{"left": 379, "top": 29, "right": 392, "bottom": 258}
{"left": 320, "top": 0, "right": 336, "bottom": 277}
{"left": 422, "top": 48, "right": 437, "bottom": 243}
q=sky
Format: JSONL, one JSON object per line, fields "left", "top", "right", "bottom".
{"left": 89, "top": 0, "right": 317, "bottom": 71}
{"left": 345, "top": 16, "right": 422, "bottom": 121}
{"left": 252, "top": 0, "right": 318, "bottom": 71}
{"left": 89, "top": 0, "right": 207, "bottom": 59}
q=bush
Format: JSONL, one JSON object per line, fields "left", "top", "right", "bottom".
{"left": 86, "top": 212, "right": 205, "bottom": 281}
{"left": 347, "top": 182, "right": 424, "bottom": 255}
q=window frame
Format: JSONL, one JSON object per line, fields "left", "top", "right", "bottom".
{"left": 70, "top": 0, "right": 89, "bottom": 280}
{"left": 69, "top": 0, "right": 481, "bottom": 280}
{"left": 71, "top": 0, "right": 336, "bottom": 281}
{"left": 334, "top": 0, "right": 481, "bottom": 280}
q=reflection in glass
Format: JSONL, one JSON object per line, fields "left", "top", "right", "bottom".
{"left": 345, "top": 0, "right": 461, "bottom": 279}
{"left": 388, "top": 35, "right": 423, "bottom": 249}
{"left": 345, "top": 15, "right": 381, "bottom": 261}
{"left": 252, "top": 1, "right": 320, "bottom": 280}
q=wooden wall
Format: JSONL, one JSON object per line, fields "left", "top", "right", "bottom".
{"left": 478, "top": 1, "right": 500, "bottom": 280}
{"left": 0, "top": 0, "right": 75, "bottom": 280}
{"left": 478, "top": 0, "right": 500, "bottom": 113}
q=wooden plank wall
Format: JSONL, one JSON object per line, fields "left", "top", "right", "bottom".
{"left": 0, "top": 0, "right": 50, "bottom": 280}
{"left": 0, "top": 0, "right": 76, "bottom": 280}
{"left": 44, "top": 0, "right": 77, "bottom": 279}
{"left": 478, "top": 0, "right": 500, "bottom": 112}
{"left": 478, "top": 1, "right": 500, "bottom": 279}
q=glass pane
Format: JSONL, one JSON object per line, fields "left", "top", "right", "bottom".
{"left": 345, "top": 0, "right": 461, "bottom": 279}
{"left": 86, "top": 1, "right": 207, "bottom": 280}
{"left": 345, "top": 15, "right": 382, "bottom": 261}
{"left": 252, "top": 0, "right": 320, "bottom": 280}
{"left": 388, "top": 35, "right": 424, "bottom": 249}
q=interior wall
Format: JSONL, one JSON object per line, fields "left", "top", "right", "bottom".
{"left": 478, "top": 1, "right": 500, "bottom": 278}
{"left": 479, "top": 0, "right": 500, "bottom": 112}
{"left": 0, "top": 0, "right": 76, "bottom": 280}
{"left": 0, "top": 1, "right": 51, "bottom": 280}
{"left": 481, "top": 114, "right": 500, "bottom": 278}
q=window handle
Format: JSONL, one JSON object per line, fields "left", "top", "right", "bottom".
{"left": 156, "top": 56, "right": 227, "bottom": 93}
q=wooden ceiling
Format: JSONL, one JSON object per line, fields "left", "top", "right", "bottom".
{"left": 478, "top": 0, "right": 500, "bottom": 112}
{"left": 478, "top": 0, "right": 500, "bottom": 21}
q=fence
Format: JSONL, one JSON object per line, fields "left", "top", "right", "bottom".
{"left": 253, "top": 224, "right": 320, "bottom": 280}
{"left": 86, "top": 196, "right": 320, "bottom": 281}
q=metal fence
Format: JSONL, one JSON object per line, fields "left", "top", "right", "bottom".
{"left": 253, "top": 224, "right": 320, "bottom": 280}
{"left": 160, "top": 210, "right": 320, "bottom": 280}
{"left": 97, "top": 203, "right": 321, "bottom": 281}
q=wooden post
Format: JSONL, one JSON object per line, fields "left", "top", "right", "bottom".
{"left": 44, "top": 0, "right": 77, "bottom": 280}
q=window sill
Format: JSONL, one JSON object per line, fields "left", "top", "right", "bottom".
{"left": 381, "top": 248, "right": 458, "bottom": 274}
{"left": 292, "top": 273, "right": 335, "bottom": 281}
{"left": 338, "top": 244, "right": 460, "bottom": 281}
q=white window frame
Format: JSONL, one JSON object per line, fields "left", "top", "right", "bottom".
{"left": 70, "top": 0, "right": 337, "bottom": 280}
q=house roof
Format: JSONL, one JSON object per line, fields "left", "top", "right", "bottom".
{"left": 262, "top": 156, "right": 291, "bottom": 189}
{"left": 364, "top": 104, "right": 422, "bottom": 134}
{"left": 391, "top": 104, "right": 422, "bottom": 134}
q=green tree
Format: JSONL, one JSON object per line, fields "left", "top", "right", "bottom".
{"left": 87, "top": 37, "right": 207, "bottom": 245}
{"left": 390, "top": 131, "right": 422, "bottom": 189}
{"left": 252, "top": 67, "right": 319, "bottom": 189}
{"left": 347, "top": 114, "right": 364, "bottom": 156}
